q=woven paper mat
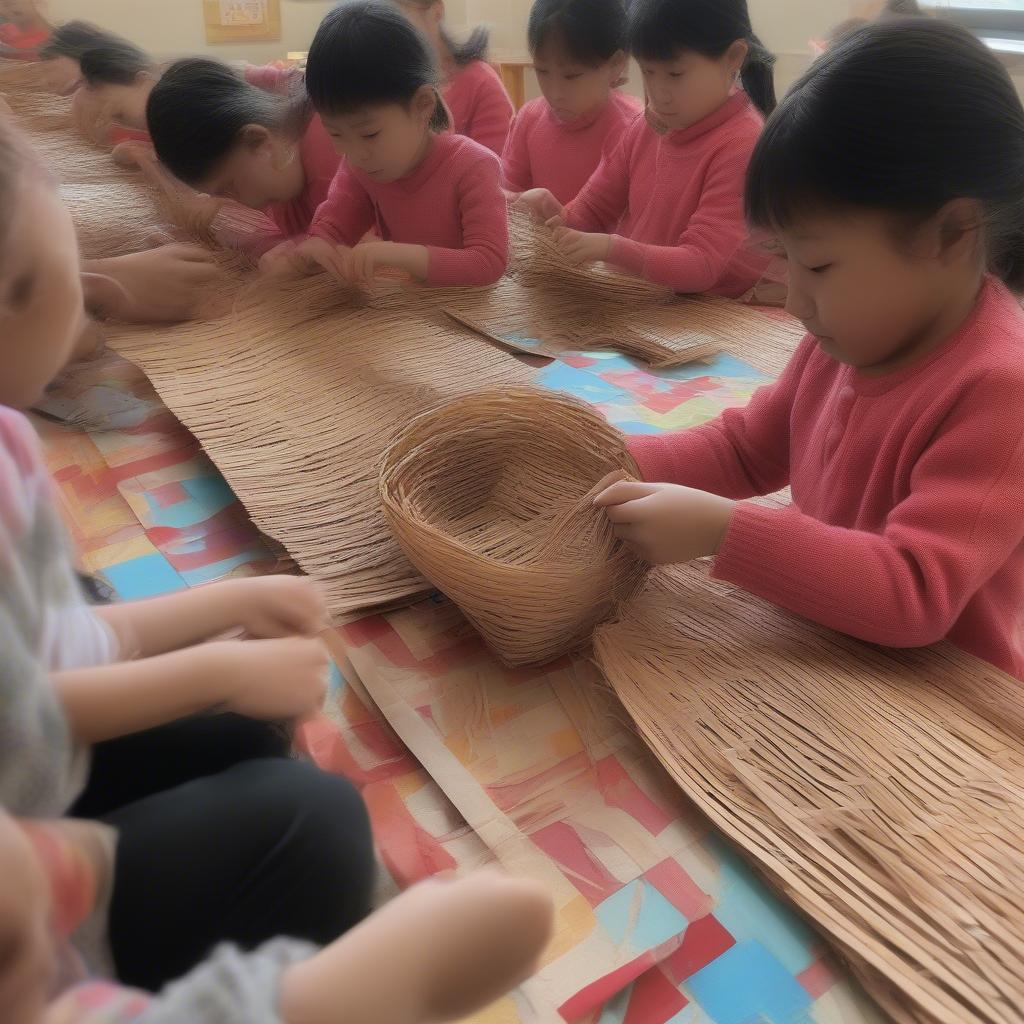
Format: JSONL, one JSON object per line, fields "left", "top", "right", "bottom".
{"left": 106, "top": 278, "right": 535, "bottom": 614}
{"left": 443, "top": 275, "right": 802, "bottom": 371}
{"left": 595, "top": 562, "right": 1024, "bottom": 1024}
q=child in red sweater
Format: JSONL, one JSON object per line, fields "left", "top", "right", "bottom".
{"left": 519, "top": 0, "right": 774, "bottom": 298}
{"left": 503, "top": 0, "right": 641, "bottom": 207}
{"left": 391, "top": 0, "right": 513, "bottom": 156}
{"left": 72, "top": 41, "right": 156, "bottom": 148}
{"left": 279, "top": 0, "right": 508, "bottom": 288}
{"left": 146, "top": 58, "right": 340, "bottom": 261}
{"left": 0, "top": 0, "right": 50, "bottom": 54}
{"left": 597, "top": 20, "right": 1024, "bottom": 679}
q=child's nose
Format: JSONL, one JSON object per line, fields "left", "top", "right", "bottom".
{"left": 785, "top": 284, "right": 815, "bottom": 323}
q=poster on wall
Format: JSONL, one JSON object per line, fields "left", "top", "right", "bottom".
{"left": 203, "top": 0, "right": 282, "bottom": 43}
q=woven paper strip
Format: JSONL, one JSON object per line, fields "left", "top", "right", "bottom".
{"left": 595, "top": 563, "right": 1024, "bottom": 1024}
{"left": 439, "top": 211, "right": 805, "bottom": 370}
{"left": 106, "top": 278, "right": 535, "bottom": 613}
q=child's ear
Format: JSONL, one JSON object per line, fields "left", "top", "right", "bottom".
{"left": 412, "top": 83, "right": 438, "bottom": 125}
{"left": 238, "top": 123, "right": 273, "bottom": 154}
{"left": 932, "top": 198, "right": 983, "bottom": 266}
{"left": 724, "top": 38, "right": 749, "bottom": 80}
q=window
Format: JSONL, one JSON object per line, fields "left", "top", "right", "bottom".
{"left": 922, "top": 1, "right": 1024, "bottom": 52}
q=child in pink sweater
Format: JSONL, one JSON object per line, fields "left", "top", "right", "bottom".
{"left": 519, "top": 0, "right": 774, "bottom": 298}
{"left": 146, "top": 58, "right": 340, "bottom": 262}
{"left": 597, "top": 19, "right": 1024, "bottom": 679}
{"left": 391, "top": 0, "right": 514, "bottom": 156}
{"left": 503, "top": 0, "right": 641, "bottom": 206}
{"left": 281, "top": 1, "right": 508, "bottom": 288}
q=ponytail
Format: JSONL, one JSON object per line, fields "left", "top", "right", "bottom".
{"left": 430, "top": 87, "right": 451, "bottom": 131}
{"left": 741, "top": 33, "right": 776, "bottom": 116}
{"left": 441, "top": 24, "right": 490, "bottom": 67}
{"left": 306, "top": 1, "right": 445, "bottom": 130}
{"left": 628, "top": 0, "right": 776, "bottom": 116}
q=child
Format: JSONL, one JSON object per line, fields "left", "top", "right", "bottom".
{"left": 391, "top": 0, "right": 513, "bottom": 155}
{"left": 37, "top": 21, "right": 116, "bottom": 95}
{"left": 283, "top": 0, "right": 508, "bottom": 288}
{"left": 0, "top": 811, "right": 552, "bottom": 1024}
{"left": 146, "top": 57, "right": 341, "bottom": 261}
{"left": 503, "top": 0, "right": 641, "bottom": 206}
{"left": 520, "top": 0, "right": 775, "bottom": 298}
{"left": 596, "top": 20, "right": 1024, "bottom": 680}
{"left": 74, "top": 40, "right": 156, "bottom": 146}
{"left": 0, "top": 116, "right": 376, "bottom": 988}
{"left": 0, "top": 0, "right": 50, "bottom": 54}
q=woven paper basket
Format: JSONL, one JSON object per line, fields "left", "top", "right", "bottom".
{"left": 379, "top": 387, "right": 648, "bottom": 667}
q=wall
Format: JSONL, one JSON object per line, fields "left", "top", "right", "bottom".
{"left": 55, "top": 1, "right": 1023, "bottom": 105}
{"left": 45, "top": 0, "right": 337, "bottom": 63}
{"left": 464, "top": 0, "right": 849, "bottom": 103}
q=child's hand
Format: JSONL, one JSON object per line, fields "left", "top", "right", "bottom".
{"left": 347, "top": 240, "right": 395, "bottom": 284}
{"left": 110, "top": 139, "right": 155, "bottom": 170}
{"left": 213, "top": 637, "right": 330, "bottom": 721}
{"left": 515, "top": 188, "right": 563, "bottom": 223}
{"left": 0, "top": 814, "right": 54, "bottom": 1024}
{"left": 293, "top": 237, "right": 355, "bottom": 283}
{"left": 551, "top": 227, "right": 612, "bottom": 266}
{"left": 258, "top": 240, "right": 310, "bottom": 278}
{"left": 231, "top": 575, "right": 331, "bottom": 639}
{"left": 594, "top": 479, "right": 735, "bottom": 564}
{"left": 84, "top": 245, "right": 225, "bottom": 323}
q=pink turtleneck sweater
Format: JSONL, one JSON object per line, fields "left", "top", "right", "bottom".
{"left": 443, "top": 60, "right": 514, "bottom": 156}
{"left": 628, "top": 278, "right": 1024, "bottom": 679}
{"left": 308, "top": 132, "right": 508, "bottom": 286}
{"left": 502, "top": 91, "right": 643, "bottom": 205}
{"left": 565, "top": 92, "right": 769, "bottom": 297}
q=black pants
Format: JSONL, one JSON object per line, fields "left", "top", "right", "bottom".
{"left": 71, "top": 714, "right": 375, "bottom": 991}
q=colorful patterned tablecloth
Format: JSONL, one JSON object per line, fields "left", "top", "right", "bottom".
{"left": 36, "top": 344, "right": 882, "bottom": 1024}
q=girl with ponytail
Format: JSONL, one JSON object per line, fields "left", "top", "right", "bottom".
{"left": 519, "top": 0, "right": 775, "bottom": 298}
{"left": 390, "top": 0, "right": 513, "bottom": 155}
{"left": 597, "top": 20, "right": 1024, "bottom": 681}
{"left": 280, "top": 0, "right": 508, "bottom": 288}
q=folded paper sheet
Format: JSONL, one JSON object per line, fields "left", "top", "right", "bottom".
{"left": 596, "top": 563, "right": 1024, "bottom": 1024}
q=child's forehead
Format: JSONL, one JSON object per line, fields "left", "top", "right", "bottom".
{"left": 321, "top": 104, "right": 406, "bottom": 128}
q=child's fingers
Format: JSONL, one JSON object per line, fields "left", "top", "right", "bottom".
{"left": 594, "top": 479, "right": 659, "bottom": 508}
{"left": 545, "top": 214, "right": 566, "bottom": 230}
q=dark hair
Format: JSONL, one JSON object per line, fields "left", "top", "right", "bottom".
{"left": 881, "top": 0, "right": 922, "bottom": 15}
{"left": 306, "top": 1, "right": 449, "bottom": 130}
{"left": 396, "top": 0, "right": 489, "bottom": 66}
{"left": 746, "top": 20, "right": 1024, "bottom": 290}
{"left": 39, "top": 20, "right": 122, "bottom": 62}
{"left": 147, "top": 57, "right": 312, "bottom": 186}
{"left": 527, "top": 0, "right": 626, "bottom": 67}
{"left": 627, "top": 0, "right": 776, "bottom": 116}
{"left": 78, "top": 39, "right": 154, "bottom": 87}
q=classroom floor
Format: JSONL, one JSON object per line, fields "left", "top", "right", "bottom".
{"left": 36, "top": 343, "right": 884, "bottom": 1024}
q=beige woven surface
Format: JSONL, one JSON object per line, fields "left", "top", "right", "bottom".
{"left": 438, "top": 210, "right": 805, "bottom": 371}
{"left": 380, "top": 387, "right": 648, "bottom": 666}
{"left": 106, "top": 279, "right": 535, "bottom": 613}
{"left": 595, "top": 563, "right": 1024, "bottom": 1024}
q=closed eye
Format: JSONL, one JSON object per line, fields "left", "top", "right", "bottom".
{"left": 809, "top": 263, "right": 833, "bottom": 275}
{"left": 361, "top": 132, "right": 380, "bottom": 140}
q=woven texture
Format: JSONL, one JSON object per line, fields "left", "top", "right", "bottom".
{"left": 595, "top": 563, "right": 1024, "bottom": 1024}
{"left": 106, "top": 279, "right": 535, "bottom": 614}
{"left": 379, "top": 387, "right": 648, "bottom": 666}
{"left": 440, "top": 211, "right": 804, "bottom": 370}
